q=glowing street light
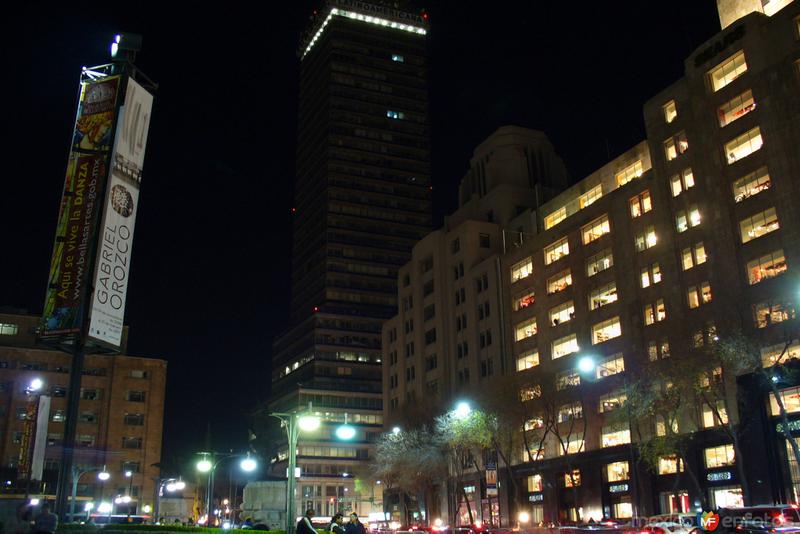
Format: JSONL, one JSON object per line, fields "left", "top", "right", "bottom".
{"left": 97, "top": 469, "right": 110, "bottom": 481}
{"left": 518, "top": 511, "right": 530, "bottom": 524}
{"left": 27, "top": 378, "right": 44, "bottom": 393}
{"left": 454, "top": 401, "right": 471, "bottom": 419}
{"left": 240, "top": 455, "right": 258, "bottom": 472}
{"left": 391, "top": 426, "right": 401, "bottom": 435}
{"left": 197, "top": 458, "right": 213, "bottom": 473}
{"left": 298, "top": 414, "right": 321, "bottom": 432}
{"left": 577, "top": 356, "right": 596, "bottom": 374}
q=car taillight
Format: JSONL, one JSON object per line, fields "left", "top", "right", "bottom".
{"left": 735, "top": 526, "right": 743, "bottom": 531}
{"left": 778, "top": 515, "right": 787, "bottom": 524}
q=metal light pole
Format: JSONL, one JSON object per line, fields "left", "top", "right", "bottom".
{"left": 69, "top": 466, "right": 110, "bottom": 522}
{"left": 196, "top": 452, "right": 257, "bottom": 526}
{"left": 153, "top": 477, "right": 185, "bottom": 523}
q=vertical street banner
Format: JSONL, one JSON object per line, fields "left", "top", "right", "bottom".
{"left": 41, "top": 76, "right": 121, "bottom": 340}
{"left": 87, "top": 77, "right": 153, "bottom": 349}
{"left": 30, "top": 395, "right": 51, "bottom": 481}
{"left": 485, "top": 460, "right": 498, "bottom": 497}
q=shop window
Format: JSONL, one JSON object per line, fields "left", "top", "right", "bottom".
{"left": 740, "top": 207, "right": 779, "bottom": 243}
{"left": 547, "top": 269, "right": 573, "bottom": 294}
{"left": 607, "top": 461, "right": 630, "bottom": 482}
{"left": 527, "top": 474, "right": 542, "bottom": 492}
{"left": 552, "top": 333, "right": 579, "bottom": 359}
{"left": 718, "top": 89, "right": 756, "bottom": 127}
{"left": 601, "top": 423, "right": 631, "bottom": 447}
{"left": 709, "top": 50, "right": 747, "bottom": 92}
{"left": 587, "top": 248, "right": 613, "bottom": 277}
{"left": 616, "top": 160, "right": 644, "bottom": 186}
{"left": 0, "top": 323, "right": 18, "bottom": 335}
{"left": 544, "top": 237, "right": 570, "bottom": 265}
{"left": 733, "top": 167, "right": 771, "bottom": 202}
{"left": 726, "top": 126, "right": 763, "bottom": 164}
{"left": 770, "top": 386, "right": 800, "bottom": 415}
{"left": 511, "top": 257, "right": 533, "bottom": 282}
{"left": 663, "top": 100, "right": 677, "bottom": 123}
{"left": 658, "top": 456, "right": 684, "bottom": 475}
{"left": 563, "top": 469, "right": 581, "bottom": 487}
{"left": 592, "top": 317, "right": 622, "bottom": 344}
{"left": 710, "top": 486, "right": 744, "bottom": 508}
{"left": 582, "top": 215, "right": 611, "bottom": 245}
{"left": 516, "top": 350, "right": 539, "bottom": 371}
{"left": 670, "top": 168, "right": 695, "bottom": 197}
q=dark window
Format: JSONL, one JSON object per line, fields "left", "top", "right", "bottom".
{"left": 425, "top": 329, "right": 437, "bottom": 345}
{"left": 127, "top": 391, "right": 146, "bottom": 402}
{"left": 124, "top": 413, "right": 145, "bottom": 426}
{"left": 78, "top": 412, "right": 97, "bottom": 423}
{"left": 451, "top": 238, "right": 460, "bottom": 254}
{"left": 426, "top": 355, "right": 438, "bottom": 371}
{"left": 122, "top": 437, "right": 143, "bottom": 449}
{"left": 479, "top": 233, "right": 491, "bottom": 248}
{"left": 424, "top": 304, "right": 435, "bottom": 321}
{"left": 81, "top": 389, "right": 101, "bottom": 401}
{"left": 121, "top": 461, "right": 141, "bottom": 473}
{"left": 51, "top": 387, "right": 67, "bottom": 397}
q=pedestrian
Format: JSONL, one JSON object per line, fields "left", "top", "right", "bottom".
{"left": 297, "top": 508, "right": 317, "bottom": 534}
{"left": 329, "top": 513, "right": 345, "bottom": 534}
{"left": 346, "top": 513, "right": 366, "bottom": 534}
{"left": 33, "top": 503, "right": 58, "bottom": 534}
{"left": 6, "top": 503, "right": 31, "bottom": 534}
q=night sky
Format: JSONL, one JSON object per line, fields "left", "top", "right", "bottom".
{"left": 2, "top": 1, "right": 721, "bottom": 466}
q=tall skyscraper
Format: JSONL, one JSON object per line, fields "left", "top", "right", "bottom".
{"left": 268, "top": 0, "right": 432, "bottom": 518}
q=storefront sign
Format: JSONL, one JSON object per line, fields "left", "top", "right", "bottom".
{"left": 707, "top": 471, "right": 732, "bottom": 482}
{"left": 609, "top": 484, "right": 629, "bottom": 493}
{"left": 529, "top": 493, "right": 543, "bottom": 503}
{"left": 776, "top": 419, "right": 800, "bottom": 435}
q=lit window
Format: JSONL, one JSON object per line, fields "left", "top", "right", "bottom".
{"left": 582, "top": 214, "right": 611, "bottom": 245}
{"left": 658, "top": 456, "right": 684, "bottom": 475}
{"left": 664, "top": 131, "right": 689, "bottom": 161}
{"left": 747, "top": 250, "right": 786, "bottom": 284}
{"left": 557, "top": 402, "right": 583, "bottom": 422}
{"left": 559, "top": 438, "right": 585, "bottom": 456}
{"left": 740, "top": 207, "right": 779, "bottom": 243}
{"left": 675, "top": 206, "right": 701, "bottom": 232}
{"left": 563, "top": 469, "right": 581, "bottom": 487}
{"left": 761, "top": 340, "right": 800, "bottom": 367}
{"left": 607, "top": 461, "right": 630, "bottom": 482}
{"left": 726, "top": 126, "right": 763, "bottom": 164}
{"left": 520, "top": 386, "right": 541, "bottom": 401}
{"left": 599, "top": 392, "right": 627, "bottom": 413}
{"left": 616, "top": 160, "right": 644, "bottom": 186}
{"left": 547, "top": 269, "right": 573, "bottom": 294}
{"left": 579, "top": 185, "right": 603, "bottom": 209}
{"left": 596, "top": 353, "right": 625, "bottom": 378}
{"left": 527, "top": 474, "right": 543, "bottom": 492}
{"left": 687, "top": 282, "right": 712, "bottom": 308}
{"left": 634, "top": 226, "right": 657, "bottom": 251}
{"left": 549, "top": 300, "right": 575, "bottom": 326}
{"left": 709, "top": 51, "right": 747, "bottom": 92}
{"left": 0, "top": 323, "right": 18, "bottom": 335}
{"left": 770, "top": 386, "right": 800, "bottom": 415}
{"left": 704, "top": 444, "right": 736, "bottom": 468}
{"left": 517, "top": 350, "right": 540, "bottom": 371}
{"left": 386, "top": 110, "right": 405, "bottom": 120}
{"left": 629, "top": 190, "right": 652, "bottom": 218}
{"left": 589, "top": 282, "right": 617, "bottom": 310}
{"left": 655, "top": 415, "right": 679, "bottom": 436}
{"left": 663, "top": 100, "right": 677, "bottom": 123}
{"left": 515, "top": 318, "right": 538, "bottom": 341}
{"left": 601, "top": 423, "right": 631, "bottom": 447}
{"left": 755, "top": 301, "right": 795, "bottom": 328}
{"left": 682, "top": 242, "right": 707, "bottom": 270}
{"left": 644, "top": 299, "right": 667, "bottom": 325}
{"left": 544, "top": 237, "right": 569, "bottom": 265}
{"left": 592, "top": 317, "right": 622, "bottom": 344}
{"left": 702, "top": 400, "right": 729, "bottom": 428}
{"left": 640, "top": 262, "right": 662, "bottom": 288}
{"left": 524, "top": 417, "right": 544, "bottom": 431}
{"left": 718, "top": 89, "right": 756, "bottom": 127}
{"left": 556, "top": 370, "right": 581, "bottom": 390}
{"left": 670, "top": 168, "right": 695, "bottom": 197}
{"left": 552, "top": 333, "right": 579, "bottom": 359}
{"left": 733, "top": 167, "right": 771, "bottom": 202}
{"left": 513, "top": 289, "right": 536, "bottom": 311}
{"left": 511, "top": 257, "right": 533, "bottom": 282}
{"left": 586, "top": 248, "right": 613, "bottom": 277}
{"left": 391, "top": 54, "right": 404, "bottom": 62}
{"left": 648, "top": 338, "right": 671, "bottom": 361}
{"left": 544, "top": 207, "right": 567, "bottom": 230}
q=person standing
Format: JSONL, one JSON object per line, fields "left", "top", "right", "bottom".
{"left": 346, "top": 513, "right": 366, "bottom": 534}
{"left": 33, "top": 503, "right": 58, "bottom": 534}
{"left": 297, "top": 508, "right": 317, "bottom": 534}
{"left": 329, "top": 513, "right": 345, "bottom": 534}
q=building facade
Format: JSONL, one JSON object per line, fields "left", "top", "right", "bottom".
{"left": 0, "top": 313, "right": 166, "bottom": 516}
{"left": 384, "top": 0, "right": 800, "bottom": 526}
{"left": 268, "top": 0, "right": 433, "bottom": 520}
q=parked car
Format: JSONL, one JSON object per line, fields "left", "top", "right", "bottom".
{"left": 640, "top": 521, "right": 692, "bottom": 534}
{"left": 734, "top": 520, "right": 800, "bottom": 534}
{"left": 719, "top": 506, "right": 800, "bottom": 534}
{"left": 647, "top": 514, "right": 700, "bottom": 528}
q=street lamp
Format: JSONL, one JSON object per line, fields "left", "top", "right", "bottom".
{"left": 195, "top": 452, "right": 258, "bottom": 526}
{"left": 124, "top": 470, "right": 134, "bottom": 518}
{"left": 454, "top": 402, "right": 472, "bottom": 420}
{"left": 577, "top": 356, "right": 596, "bottom": 374}
{"left": 154, "top": 477, "right": 186, "bottom": 523}
{"left": 69, "top": 465, "right": 111, "bottom": 522}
